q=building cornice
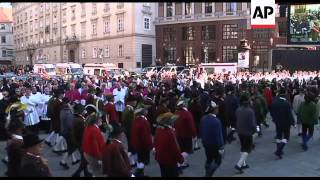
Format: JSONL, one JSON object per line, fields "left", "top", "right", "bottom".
{"left": 15, "top": 33, "right": 155, "bottom": 53}
{"left": 12, "top": 3, "right": 34, "bottom": 15}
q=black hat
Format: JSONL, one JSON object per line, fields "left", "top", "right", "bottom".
{"left": 23, "top": 133, "right": 43, "bottom": 149}
{"left": 55, "top": 88, "right": 65, "bottom": 95}
{"left": 110, "top": 123, "right": 123, "bottom": 137}
{"left": 62, "top": 97, "right": 70, "bottom": 104}
{"left": 74, "top": 104, "right": 85, "bottom": 114}
{"left": 126, "top": 94, "right": 137, "bottom": 102}
{"left": 95, "top": 87, "right": 102, "bottom": 96}
{"left": 24, "top": 83, "right": 32, "bottom": 89}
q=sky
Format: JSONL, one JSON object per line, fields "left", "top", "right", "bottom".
{"left": 0, "top": 3, "right": 11, "bottom": 8}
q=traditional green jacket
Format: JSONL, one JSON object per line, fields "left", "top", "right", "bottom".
{"left": 298, "top": 101, "right": 317, "bottom": 125}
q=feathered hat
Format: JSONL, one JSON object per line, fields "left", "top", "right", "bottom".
{"left": 156, "top": 112, "right": 178, "bottom": 126}
{"left": 5, "top": 102, "right": 27, "bottom": 129}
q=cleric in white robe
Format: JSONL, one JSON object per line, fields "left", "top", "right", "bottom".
{"left": 20, "top": 84, "right": 40, "bottom": 133}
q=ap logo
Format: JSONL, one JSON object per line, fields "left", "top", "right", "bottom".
{"left": 251, "top": 0, "right": 276, "bottom": 28}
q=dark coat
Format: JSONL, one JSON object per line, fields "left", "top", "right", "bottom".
{"left": 60, "top": 105, "right": 74, "bottom": 136}
{"left": 102, "top": 139, "right": 131, "bottom": 177}
{"left": 271, "top": 97, "right": 295, "bottom": 128}
{"left": 7, "top": 138, "right": 24, "bottom": 177}
{"left": 19, "top": 153, "right": 52, "bottom": 177}
{"left": 50, "top": 98, "right": 63, "bottom": 133}
{"left": 72, "top": 114, "right": 86, "bottom": 150}
{"left": 236, "top": 106, "right": 257, "bottom": 136}
{"left": 200, "top": 114, "right": 224, "bottom": 148}
{"left": 224, "top": 94, "right": 240, "bottom": 126}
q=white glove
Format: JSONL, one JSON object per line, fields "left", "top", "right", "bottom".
{"left": 218, "top": 149, "right": 225, "bottom": 155}
{"left": 98, "top": 160, "right": 102, "bottom": 165}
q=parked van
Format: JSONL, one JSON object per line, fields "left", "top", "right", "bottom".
{"left": 141, "top": 66, "right": 163, "bottom": 78}
{"left": 199, "top": 63, "right": 238, "bottom": 74}
{"left": 83, "top": 63, "right": 119, "bottom": 76}
{"left": 33, "top": 64, "right": 56, "bottom": 76}
{"left": 56, "top": 63, "right": 83, "bottom": 75}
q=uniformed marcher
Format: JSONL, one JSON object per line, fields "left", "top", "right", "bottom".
{"left": 154, "top": 112, "right": 184, "bottom": 177}
{"left": 131, "top": 104, "right": 153, "bottom": 177}
{"left": 271, "top": 88, "right": 295, "bottom": 159}
{"left": 234, "top": 94, "right": 257, "bottom": 173}
{"left": 174, "top": 100, "right": 197, "bottom": 169}
{"left": 19, "top": 133, "right": 52, "bottom": 177}
{"left": 200, "top": 101, "right": 224, "bottom": 177}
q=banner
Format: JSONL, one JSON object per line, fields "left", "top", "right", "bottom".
{"left": 238, "top": 51, "right": 250, "bottom": 68}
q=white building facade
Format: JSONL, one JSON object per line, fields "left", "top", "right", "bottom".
{"left": 12, "top": 3, "right": 156, "bottom": 71}
{"left": 0, "top": 8, "right": 15, "bottom": 65}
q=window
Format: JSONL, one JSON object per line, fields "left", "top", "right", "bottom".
{"left": 223, "top": 24, "right": 238, "bottom": 40}
{"left": 185, "top": 3, "right": 192, "bottom": 15}
{"left": 278, "top": 22, "right": 287, "bottom": 37}
{"left": 35, "top": 19, "right": 38, "bottom": 30}
{"left": 104, "top": 3, "right": 110, "bottom": 12}
{"left": 93, "top": 48, "right": 98, "bottom": 58}
{"left": 81, "top": 49, "right": 86, "bottom": 58}
{"left": 104, "top": 47, "right": 110, "bottom": 58}
{"left": 144, "top": 17, "right": 150, "bottom": 30}
{"left": 253, "top": 29, "right": 270, "bottom": 39}
{"left": 201, "top": 46, "right": 216, "bottom": 63}
{"left": 62, "top": 9, "right": 67, "bottom": 22}
{"left": 53, "top": 13, "right": 57, "bottom": 23}
{"left": 164, "top": 47, "right": 176, "bottom": 64}
{"left": 62, "top": 27, "right": 67, "bottom": 38}
{"left": 222, "top": 46, "right": 237, "bottom": 62}
{"left": 92, "top": 3, "right": 97, "bottom": 15}
{"left": 164, "top": 27, "right": 176, "bottom": 43}
{"left": 226, "top": 2, "right": 237, "bottom": 12}
{"left": 167, "top": 3, "right": 173, "bottom": 17}
{"left": 137, "top": 62, "right": 141, "bottom": 68}
{"left": 103, "top": 17, "right": 110, "bottom": 33}
{"left": 252, "top": 45, "right": 269, "bottom": 68}
{"left": 201, "top": 25, "right": 215, "bottom": 40}
{"left": 117, "top": 14, "right": 124, "bottom": 32}
{"left": 205, "top": 3, "right": 212, "bottom": 14}
{"left": 183, "top": 46, "right": 195, "bottom": 65}
{"left": 118, "top": 63, "right": 124, "bottom": 69}
{"left": 117, "top": 3, "right": 124, "bottom": 9}
{"left": 81, "top": 3, "right": 86, "bottom": 16}
{"left": 143, "top": 3, "right": 150, "bottom": 7}
{"left": 1, "top": 36, "right": 6, "bottom": 43}
{"left": 30, "top": 10, "right": 32, "bottom": 19}
{"left": 71, "top": 6, "right": 76, "bottom": 20}
{"left": 182, "top": 26, "right": 195, "bottom": 40}
{"left": 92, "top": 20, "right": 97, "bottom": 35}
{"left": 118, "top": 45, "right": 124, "bottom": 57}
{"left": 81, "top": 22, "right": 86, "bottom": 38}
{"left": 2, "top": 50, "right": 6, "bottom": 57}
{"left": 71, "top": 24, "right": 76, "bottom": 36}
{"left": 0, "top": 24, "right": 5, "bottom": 30}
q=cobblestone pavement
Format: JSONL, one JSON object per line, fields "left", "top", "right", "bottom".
{"left": 1, "top": 116, "right": 320, "bottom": 177}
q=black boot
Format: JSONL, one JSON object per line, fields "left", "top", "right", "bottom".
{"left": 135, "top": 168, "right": 144, "bottom": 177}
{"left": 227, "top": 131, "right": 236, "bottom": 144}
{"left": 205, "top": 162, "right": 219, "bottom": 177}
{"left": 274, "top": 143, "right": 282, "bottom": 159}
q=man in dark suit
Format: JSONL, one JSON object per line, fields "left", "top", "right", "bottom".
{"left": 271, "top": 87, "right": 295, "bottom": 159}
{"left": 19, "top": 133, "right": 52, "bottom": 177}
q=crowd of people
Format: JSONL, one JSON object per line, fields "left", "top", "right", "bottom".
{"left": 0, "top": 69, "right": 320, "bottom": 177}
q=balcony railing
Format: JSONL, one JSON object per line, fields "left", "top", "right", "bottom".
{"left": 154, "top": 10, "right": 250, "bottom": 24}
